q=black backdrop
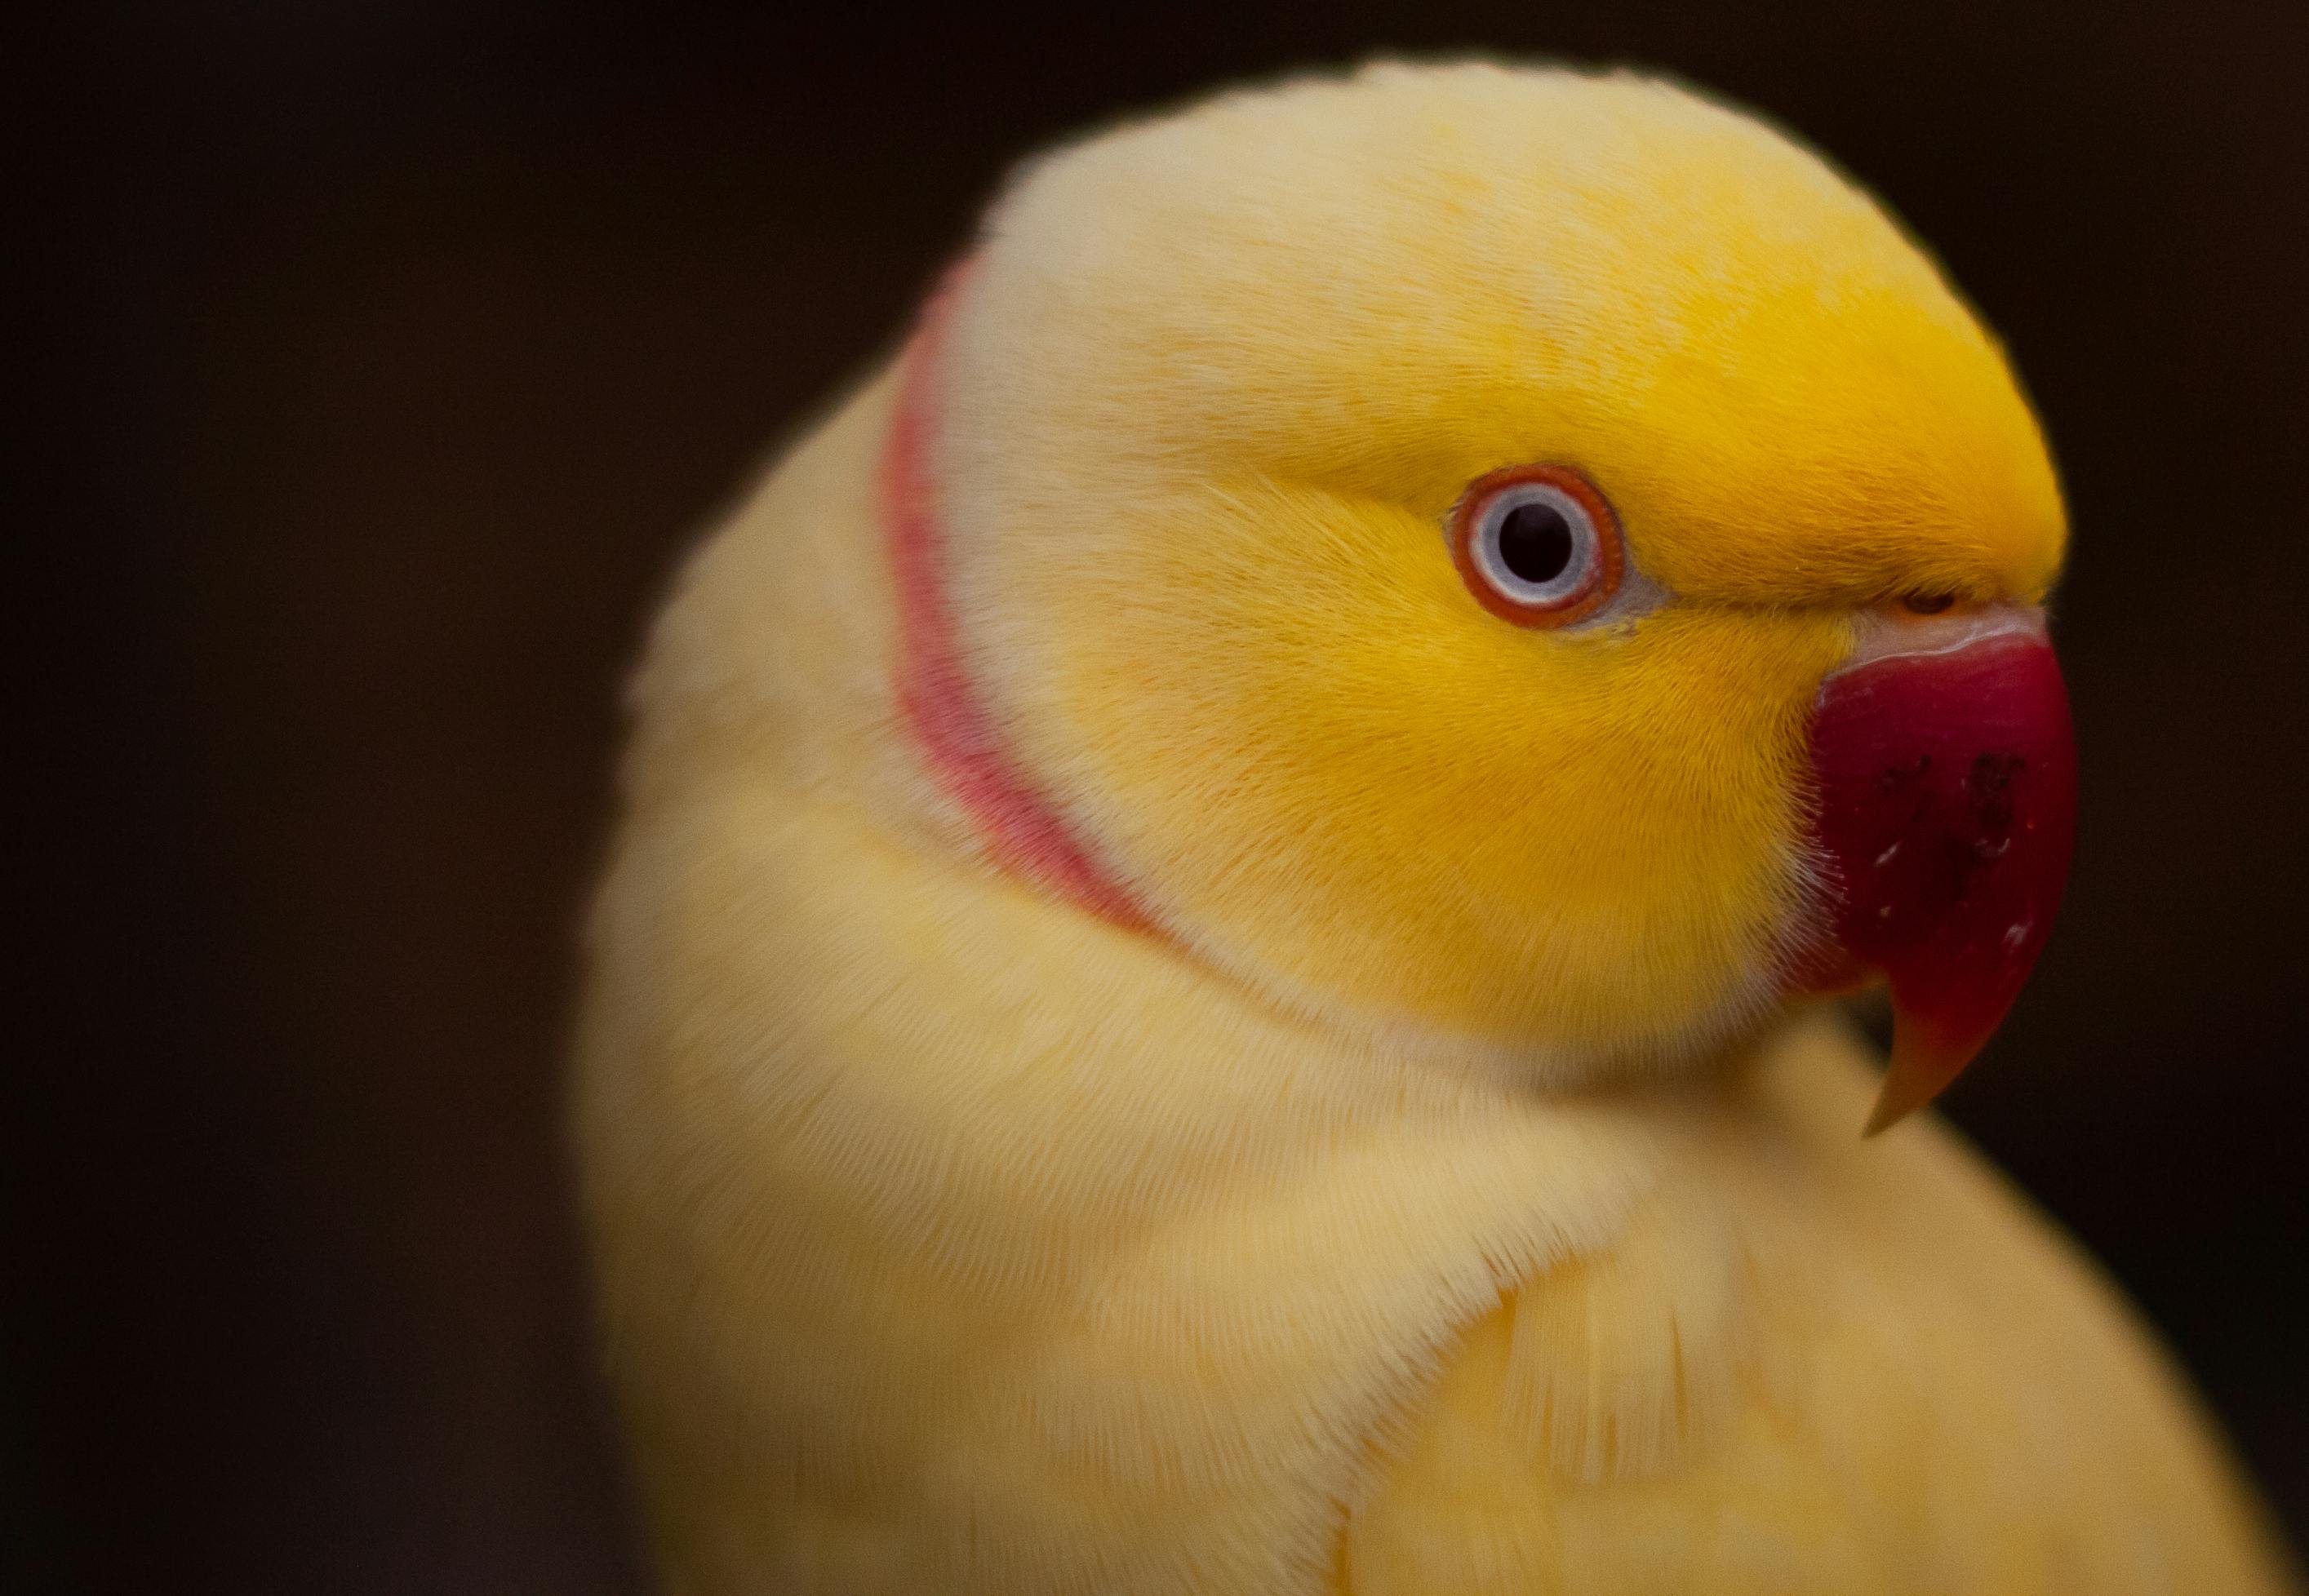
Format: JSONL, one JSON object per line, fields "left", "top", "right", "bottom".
{"left": 20, "top": 4, "right": 2308, "bottom": 1590}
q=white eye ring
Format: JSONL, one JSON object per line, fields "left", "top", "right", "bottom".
{"left": 1450, "top": 464, "right": 1623, "bottom": 627}
{"left": 1472, "top": 482, "right": 1598, "bottom": 604}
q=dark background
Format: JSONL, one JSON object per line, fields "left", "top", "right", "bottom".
{"left": 19, "top": 3, "right": 2308, "bottom": 1591}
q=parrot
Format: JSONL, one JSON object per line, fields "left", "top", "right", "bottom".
{"left": 573, "top": 60, "right": 2300, "bottom": 1595}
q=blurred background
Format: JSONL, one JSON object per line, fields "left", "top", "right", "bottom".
{"left": 18, "top": 2, "right": 2308, "bottom": 1591}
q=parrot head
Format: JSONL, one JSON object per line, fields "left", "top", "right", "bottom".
{"left": 888, "top": 63, "right": 2072, "bottom": 1128}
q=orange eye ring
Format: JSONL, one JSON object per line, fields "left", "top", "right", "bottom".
{"left": 1449, "top": 463, "right": 1625, "bottom": 628}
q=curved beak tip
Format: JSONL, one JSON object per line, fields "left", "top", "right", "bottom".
{"left": 1864, "top": 1014, "right": 1989, "bottom": 1136}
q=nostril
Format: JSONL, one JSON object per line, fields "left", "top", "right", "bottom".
{"left": 1902, "top": 592, "right": 1957, "bottom": 615}
{"left": 1832, "top": 601, "right": 2049, "bottom": 681}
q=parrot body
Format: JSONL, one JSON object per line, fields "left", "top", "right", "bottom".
{"left": 576, "top": 64, "right": 2295, "bottom": 1595}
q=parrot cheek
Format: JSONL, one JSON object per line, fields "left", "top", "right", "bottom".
{"left": 1795, "top": 605, "right": 2077, "bottom": 1133}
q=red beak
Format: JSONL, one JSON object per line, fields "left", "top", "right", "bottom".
{"left": 1801, "top": 606, "right": 2077, "bottom": 1133}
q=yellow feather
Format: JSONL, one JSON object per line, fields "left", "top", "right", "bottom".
{"left": 1341, "top": 1022, "right": 2289, "bottom": 1594}
{"left": 575, "top": 60, "right": 2296, "bottom": 1594}
{"left": 939, "top": 62, "right": 2058, "bottom": 1062}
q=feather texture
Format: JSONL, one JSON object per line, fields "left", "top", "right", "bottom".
{"left": 576, "top": 61, "right": 2297, "bottom": 1594}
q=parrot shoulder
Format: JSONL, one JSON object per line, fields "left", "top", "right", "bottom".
{"left": 1336, "top": 1017, "right": 2298, "bottom": 1596}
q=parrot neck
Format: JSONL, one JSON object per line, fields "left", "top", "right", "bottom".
{"left": 881, "top": 266, "right": 1157, "bottom": 934}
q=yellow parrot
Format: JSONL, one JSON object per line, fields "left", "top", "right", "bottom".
{"left": 575, "top": 61, "right": 2299, "bottom": 1595}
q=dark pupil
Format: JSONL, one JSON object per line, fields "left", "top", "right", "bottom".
{"left": 1496, "top": 502, "right": 1574, "bottom": 585}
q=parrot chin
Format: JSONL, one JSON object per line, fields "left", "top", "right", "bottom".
{"left": 1796, "top": 603, "right": 2077, "bottom": 1134}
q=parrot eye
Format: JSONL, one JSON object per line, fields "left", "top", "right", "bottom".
{"left": 1450, "top": 464, "right": 1624, "bottom": 627}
